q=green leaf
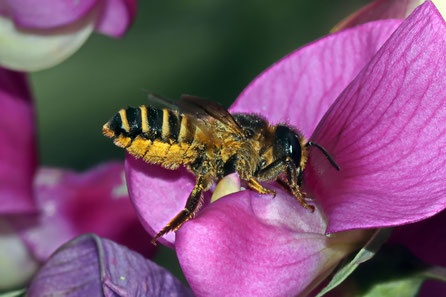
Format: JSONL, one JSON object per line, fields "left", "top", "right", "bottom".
{"left": 0, "top": 289, "right": 26, "bottom": 297}
{"left": 316, "top": 228, "right": 392, "bottom": 297}
{"left": 357, "top": 277, "right": 424, "bottom": 297}
{"left": 318, "top": 242, "right": 444, "bottom": 297}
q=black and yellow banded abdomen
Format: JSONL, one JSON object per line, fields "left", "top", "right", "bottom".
{"left": 103, "top": 106, "right": 198, "bottom": 169}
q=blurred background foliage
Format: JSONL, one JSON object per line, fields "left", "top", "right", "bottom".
{"left": 30, "top": 0, "right": 369, "bottom": 283}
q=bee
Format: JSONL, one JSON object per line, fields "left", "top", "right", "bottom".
{"left": 103, "top": 94, "right": 339, "bottom": 244}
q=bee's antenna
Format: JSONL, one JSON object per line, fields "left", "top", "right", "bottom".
{"left": 305, "top": 141, "right": 340, "bottom": 171}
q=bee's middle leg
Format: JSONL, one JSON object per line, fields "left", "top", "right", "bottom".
{"left": 151, "top": 175, "right": 211, "bottom": 245}
{"left": 223, "top": 154, "right": 276, "bottom": 196}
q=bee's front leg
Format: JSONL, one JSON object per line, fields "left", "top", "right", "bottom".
{"left": 256, "top": 157, "right": 314, "bottom": 212}
{"left": 151, "top": 175, "right": 212, "bottom": 245}
{"left": 276, "top": 177, "right": 314, "bottom": 212}
{"left": 282, "top": 157, "right": 314, "bottom": 212}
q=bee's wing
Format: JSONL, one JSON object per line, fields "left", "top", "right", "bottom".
{"left": 146, "top": 92, "right": 179, "bottom": 110}
{"left": 178, "top": 95, "right": 245, "bottom": 137}
{"left": 147, "top": 93, "right": 245, "bottom": 137}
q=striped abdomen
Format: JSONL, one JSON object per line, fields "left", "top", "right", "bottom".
{"left": 103, "top": 106, "right": 199, "bottom": 169}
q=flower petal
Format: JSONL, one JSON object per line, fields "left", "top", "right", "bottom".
{"left": 0, "top": 0, "right": 97, "bottom": 29}
{"left": 95, "top": 0, "right": 137, "bottom": 38}
{"left": 305, "top": 2, "right": 446, "bottom": 232}
{"left": 176, "top": 187, "right": 368, "bottom": 297}
{"left": 12, "top": 162, "right": 154, "bottom": 261}
{"left": 28, "top": 234, "right": 193, "bottom": 297}
{"left": 125, "top": 154, "right": 208, "bottom": 248}
{"left": 332, "top": 0, "right": 446, "bottom": 32}
{"left": 0, "top": 13, "right": 95, "bottom": 71}
{"left": 231, "top": 19, "right": 401, "bottom": 138}
{"left": 389, "top": 210, "right": 446, "bottom": 267}
{"left": 0, "top": 68, "right": 36, "bottom": 213}
{"left": 332, "top": 0, "right": 419, "bottom": 32}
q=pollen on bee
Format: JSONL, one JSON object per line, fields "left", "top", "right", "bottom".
{"left": 113, "top": 135, "right": 132, "bottom": 148}
{"left": 127, "top": 136, "right": 152, "bottom": 158}
{"left": 144, "top": 140, "right": 170, "bottom": 164}
{"left": 162, "top": 143, "right": 187, "bottom": 169}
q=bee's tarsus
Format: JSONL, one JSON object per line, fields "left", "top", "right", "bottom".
{"left": 150, "top": 238, "right": 158, "bottom": 246}
{"left": 246, "top": 178, "right": 276, "bottom": 196}
{"left": 152, "top": 175, "right": 211, "bottom": 241}
{"left": 306, "top": 204, "right": 315, "bottom": 213}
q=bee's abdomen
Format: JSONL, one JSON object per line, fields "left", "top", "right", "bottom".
{"left": 103, "top": 106, "right": 197, "bottom": 169}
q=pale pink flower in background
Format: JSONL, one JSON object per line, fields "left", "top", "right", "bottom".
{"left": 0, "top": 67, "right": 154, "bottom": 289}
{"left": 0, "top": 0, "right": 137, "bottom": 71}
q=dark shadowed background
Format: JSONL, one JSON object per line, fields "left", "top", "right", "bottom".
{"left": 31, "top": 0, "right": 369, "bottom": 284}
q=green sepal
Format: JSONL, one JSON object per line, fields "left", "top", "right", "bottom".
{"left": 316, "top": 228, "right": 392, "bottom": 297}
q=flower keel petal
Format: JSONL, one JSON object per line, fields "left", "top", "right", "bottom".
{"left": 176, "top": 188, "right": 366, "bottom": 297}
{"left": 0, "top": 13, "right": 95, "bottom": 71}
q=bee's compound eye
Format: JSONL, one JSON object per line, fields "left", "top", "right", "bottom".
{"left": 274, "top": 125, "right": 302, "bottom": 166}
{"left": 260, "top": 159, "right": 266, "bottom": 167}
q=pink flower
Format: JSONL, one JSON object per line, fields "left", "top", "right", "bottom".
{"left": 0, "top": 69, "right": 36, "bottom": 214}
{"left": 11, "top": 163, "right": 155, "bottom": 262}
{"left": 126, "top": 2, "right": 446, "bottom": 296}
{"left": 0, "top": 67, "right": 153, "bottom": 289}
{"left": 0, "top": 0, "right": 137, "bottom": 71}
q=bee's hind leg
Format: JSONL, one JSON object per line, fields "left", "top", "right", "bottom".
{"left": 151, "top": 175, "right": 212, "bottom": 245}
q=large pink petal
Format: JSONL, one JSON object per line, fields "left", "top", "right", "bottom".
{"left": 95, "top": 0, "right": 137, "bottom": 38}
{"left": 0, "top": 68, "right": 36, "bottom": 213}
{"left": 1, "top": 0, "right": 97, "bottom": 29}
{"left": 305, "top": 2, "right": 446, "bottom": 232}
{"left": 12, "top": 162, "right": 154, "bottom": 261}
{"left": 176, "top": 186, "right": 367, "bottom": 297}
{"left": 125, "top": 154, "right": 213, "bottom": 248}
{"left": 231, "top": 20, "right": 401, "bottom": 138}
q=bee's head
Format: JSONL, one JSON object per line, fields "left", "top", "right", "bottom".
{"left": 273, "top": 125, "right": 306, "bottom": 169}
